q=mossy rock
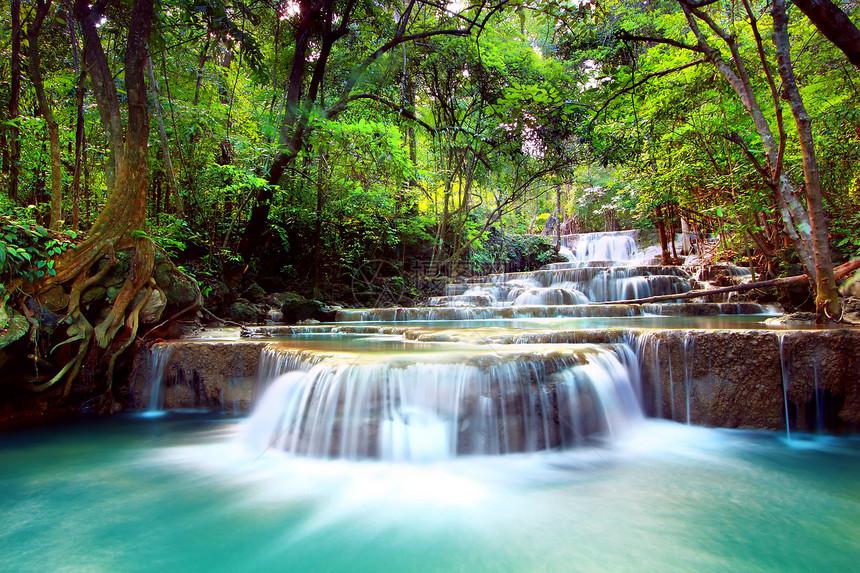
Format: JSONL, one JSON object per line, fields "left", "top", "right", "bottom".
{"left": 154, "top": 260, "right": 200, "bottom": 309}
{"left": 242, "top": 283, "right": 267, "bottom": 304}
{"left": 841, "top": 269, "right": 860, "bottom": 298}
{"left": 225, "top": 300, "right": 266, "bottom": 323}
{"left": 202, "top": 280, "right": 231, "bottom": 314}
{"left": 0, "top": 308, "right": 29, "bottom": 351}
{"left": 280, "top": 292, "right": 336, "bottom": 323}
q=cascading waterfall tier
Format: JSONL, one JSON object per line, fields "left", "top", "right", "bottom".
{"left": 242, "top": 343, "right": 642, "bottom": 461}
{"left": 435, "top": 265, "right": 697, "bottom": 307}
{"left": 558, "top": 230, "right": 641, "bottom": 266}
{"left": 420, "top": 230, "right": 757, "bottom": 308}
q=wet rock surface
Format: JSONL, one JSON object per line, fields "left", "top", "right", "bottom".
{"left": 637, "top": 329, "right": 860, "bottom": 432}
{"left": 129, "top": 341, "right": 270, "bottom": 411}
{"left": 130, "top": 325, "right": 860, "bottom": 435}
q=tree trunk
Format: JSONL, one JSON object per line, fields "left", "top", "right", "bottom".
{"left": 656, "top": 205, "right": 671, "bottom": 265}
{"left": 772, "top": 0, "right": 841, "bottom": 319}
{"left": 555, "top": 184, "right": 562, "bottom": 251}
{"left": 28, "top": 0, "right": 63, "bottom": 230}
{"left": 192, "top": 38, "right": 209, "bottom": 107}
{"left": 8, "top": 0, "right": 22, "bottom": 204}
{"left": 680, "top": 1, "right": 817, "bottom": 278}
{"left": 70, "top": 13, "right": 86, "bottom": 232}
{"left": 147, "top": 56, "right": 183, "bottom": 216}
{"left": 30, "top": 0, "right": 157, "bottom": 400}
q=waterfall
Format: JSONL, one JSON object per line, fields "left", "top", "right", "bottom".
{"left": 777, "top": 334, "right": 792, "bottom": 440}
{"left": 683, "top": 333, "right": 695, "bottom": 425}
{"left": 561, "top": 231, "right": 639, "bottom": 265}
{"left": 141, "top": 344, "right": 173, "bottom": 413}
{"left": 241, "top": 344, "right": 642, "bottom": 461}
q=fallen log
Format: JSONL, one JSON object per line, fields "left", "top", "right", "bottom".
{"left": 605, "top": 259, "right": 860, "bottom": 305}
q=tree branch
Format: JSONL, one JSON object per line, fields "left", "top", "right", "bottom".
{"left": 604, "top": 258, "right": 860, "bottom": 305}
{"left": 615, "top": 31, "right": 704, "bottom": 53}
{"left": 590, "top": 58, "right": 706, "bottom": 125}
{"left": 346, "top": 93, "right": 438, "bottom": 133}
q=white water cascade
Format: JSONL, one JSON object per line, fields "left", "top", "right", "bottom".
{"left": 560, "top": 230, "right": 640, "bottom": 265}
{"left": 241, "top": 344, "right": 642, "bottom": 461}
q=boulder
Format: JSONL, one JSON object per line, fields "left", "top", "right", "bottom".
{"left": 224, "top": 299, "right": 266, "bottom": 323}
{"left": 154, "top": 260, "right": 200, "bottom": 309}
{"left": 139, "top": 289, "right": 167, "bottom": 324}
{"left": 202, "top": 280, "right": 231, "bottom": 314}
{"left": 242, "top": 283, "right": 267, "bottom": 304}
{"left": 279, "top": 292, "right": 336, "bottom": 323}
{"left": 0, "top": 307, "right": 29, "bottom": 352}
{"left": 840, "top": 269, "right": 860, "bottom": 298}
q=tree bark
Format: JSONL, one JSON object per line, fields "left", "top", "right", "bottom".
{"left": 75, "top": 0, "right": 125, "bottom": 189}
{"left": 792, "top": 0, "right": 860, "bottom": 70}
{"left": 8, "top": 0, "right": 22, "bottom": 204}
{"left": 772, "top": 0, "right": 841, "bottom": 319}
{"left": 192, "top": 38, "right": 210, "bottom": 107}
{"left": 70, "top": 11, "right": 86, "bottom": 231}
{"left": 147, "top": 56, "right": 183, "bottom": 216}
{"left": 27, "top": 0, "right": 63, "bottom": 230}
{"left": 656, "top": 205, "right": 671, "bottom": 265}
{"left": 680, "top": 1, "right": 817, "bottom": 278}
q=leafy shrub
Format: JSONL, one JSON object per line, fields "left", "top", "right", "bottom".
{"left": 0, "top": 217, "right": 77, "bottom": 284}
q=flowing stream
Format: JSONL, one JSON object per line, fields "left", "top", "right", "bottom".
{"left": 2, "top": 231, "right": 858, "bottom": 572}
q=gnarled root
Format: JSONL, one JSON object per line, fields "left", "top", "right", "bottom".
{"left": 29, "top": 237, "right": 158, "bottom": 409}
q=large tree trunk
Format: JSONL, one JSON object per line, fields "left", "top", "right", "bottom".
{"left": 147, "top": 57, "right": 183, "bottom": 216}
{"left": 656, "top": 205, "right": 671, "bottom": 265}
{"left": 237, "top": 2, "right": 316, "bottom": 262}
{"left": 772, "top": 0, "right": 840, "bottom": 319}
{"left": 239, "top": 0, "right": 478, "bottom": 263}
{"left": 792, "top": 0, "right": 860, "bottom": 70}
{"left": 70, "top": 13, "right": 86, "bottom": 231}
{"left": 680, "top": 1, "right": 817, "bottom": 279}
{"left": 30, "top": 0, "right": 156, "bottom": 401}
{"left": 8, "top": 0, "right": 22, "bottom": 204}
{"left": 28, "top": 0, "right": 63, "bottom": 230}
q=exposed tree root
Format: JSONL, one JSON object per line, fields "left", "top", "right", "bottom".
{"left": 27, "top": 236, "right": 161, "bottom": 410}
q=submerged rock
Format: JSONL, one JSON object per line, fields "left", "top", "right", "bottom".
{"left": 765, "top": 312, "right": 817, "bottom": 325}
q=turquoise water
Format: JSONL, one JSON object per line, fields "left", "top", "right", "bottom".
{"left": 2, "top": 414, "right": 859, "bottom": 572}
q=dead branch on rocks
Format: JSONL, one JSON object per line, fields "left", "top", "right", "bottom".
{"left": 605, "top": 258, "right": 860, "bottom": 305}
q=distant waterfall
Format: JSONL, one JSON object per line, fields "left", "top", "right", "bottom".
{"left": 561, "top": 230, "right": 640, "bottom": 265}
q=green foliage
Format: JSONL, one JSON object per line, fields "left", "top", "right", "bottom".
{"left": 470, "top": 230, "right": 562, "bottom": 273}
{"left": 3, "top": 0, "right": 858, "bottom": 297}
{"left": 0, "top": 216, "right": 75, "bottom": 283}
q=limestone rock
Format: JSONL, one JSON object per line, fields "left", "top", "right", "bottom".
{"left": 38, "top": 284, "right": 69, "bottom": 312}
{"left": 154, "top": 260, "right": 199, "bottom": 309}
{"left": 840, "top": 269, "right": 860, "bottom": 298}
{"left": 139, "top": 289, "right": 167, "bottom": 324}
{"left": 242, "top": 283, "right": 267, "bottom": 304}
{"left": 202, "top": 280, "right": 231, "bottom": 314}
